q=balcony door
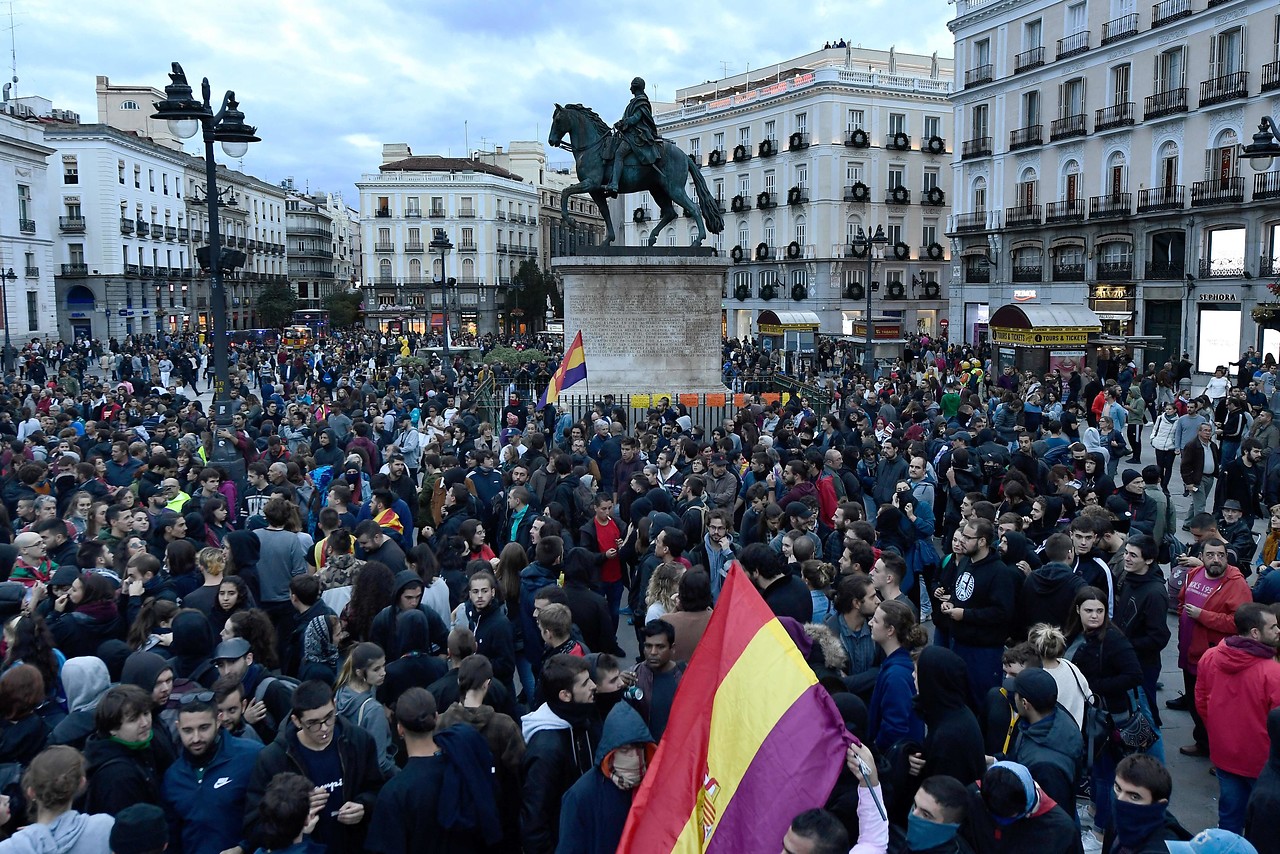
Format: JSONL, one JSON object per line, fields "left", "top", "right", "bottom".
{"left": 1210, "top": 28, "right": 1243, "bottom": 77}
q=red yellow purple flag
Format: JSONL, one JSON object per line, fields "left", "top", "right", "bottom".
{"left": 538, "top": 330, "right": 587, "bottom": 408}
{"left": 617, "top": 564, "right": 851, "bottom": 853}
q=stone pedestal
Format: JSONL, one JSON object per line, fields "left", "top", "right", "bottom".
{"left": 553, "top": 247, "right": 730, "bottom": 398}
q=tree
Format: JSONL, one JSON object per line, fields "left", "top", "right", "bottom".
{"left": 256, "top": 282, "right": 299, "bottom": 329}
{"left": 511, "top": 260, "right": 562, "bottom": 326}
{"left": 324, "top": 291, "right": 364, "bottom": 328}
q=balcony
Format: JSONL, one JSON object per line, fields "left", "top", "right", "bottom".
{"left": 429, "top": 208, "right": 446, "bottom": 218}
{"left": 1014, "top": 47, "right": 1045, "bottom": 74}
{"left": 921, "top": 186, "right": 946, "bottom": 205}
{"left": 1056, "top": 30, "right": 1090, "bottom": 60}
{"left": 405, "top": 209, "right": 422, "bottom": 218}
{"left": 18, "top": 219, "right": 34, "bottom": 233}
{"left": 1144, "top": 88, "right": 1188, "bottom": 120}
{"left": 954, "top": 211, "right": 991, "bottom": 233}
{"left": 60, "top": 263, "right": 88, "bottom": 277}
{"left": 496, "top": 242, "right": 509, "bottom": 253}
{"left": 964, "top": 263, "right": 991, "bottom": 284}
{"left": 1052, "top": 262, "right": 1086, "bottom": 282}
{"left": 1199, "top": 71, "right": 1248, "bottom": 107}
{"left": 496, "top": 210, "right": 506, "bottom": 219}
{"left": 1101, "top": 13, "right": 1139, "bottom": 44}
{"left": 1262, "top": 257, "right": 1279, "bottom": 277}
{"left": 758, "top": 137, "right": 778, "bottom": 157}
{"left": 1009, "top": 125, "right": 1043, "bottom": 150}
{"left": 24, "top": 266, "right": 37, "bottom": 278}
{"left": 458, "top": 241, "right": 477, "bottom": 251}
{"left": 1199, "top": 258, "right": 1245, "bottom": 279}
{"left": 136, "top": 221, "right": 149, "bottom": 236}
{"left": 731, "top": 144, "right": 752, "bottom": 163}
{"left": 374, "top": 241, "right": 394, "bottom": 252}
{"left": 155, "top": 267, "right": 169, "bottom": 279}
{"left": 375, "top": 209, "right": 391, "bottom": 218}
{"left": 885, "top": 132, "right": 912, "bottom": 151}
{"left": 705, "top": 149, "right": 727, "bottom": 166}
{"left": 165, "top": 226, "right": 176, "bottom": 240}
{"left": 1097, "top": 260, "right": 1135, "bottom": 281}
{"left": 1012, "top": 265, "right": 1043, "bottom": 283}
{"left": 1005, "top": 204, "right": 1042, "bottom": 228}
{"left": 1095, "top": 102, "right": 1135, "bottom": 131}
{"left": 1050, "top": 113, "right": 1087, "bottom": 140}
{"left": 120, "top": 218, "right": 134, "bottom": 235}
{"left": 1046, "top": 199, "right": 1085, "bottom": 223}
{"left": 844, "top": 128, "right": 871, "bottom": 148}
{"left": 140, "top": 266, "right": 154, "bottom": 277}
{"left": 1265, "top": 61, "right": 1280, "bottom": 93}
{"left": 886, "top": 187, "right": 912, "bottom": 205}
{"left": 458, "top": 209, "right": 476, "bottom": 218}
{"left": 964, "top": 64, "right": 993, "bottom": 88}
{"left": 961, "top": 137, "right": 993, "bottom": 160}
{"left": 1137, "top": 185, "right": 1186, "bottom": 211}
{"left": 757, "top": 191, "right": 777, "bottom": 209}
{"left": 1191, "top": 177, "right": 1244, "bottom": 206}
{"left": 59, "top": 216, "right": 86, "bottom": 232}
{"left": 178, "top": 228, "right": 189, "bottom": 241}
{"left": 788, "top": 132, "right": 811, "bottom": 151}
{"left": 787, "top": 186, "right": 809, "bottom": 205}
{"left": 1089, "top": 193, "right": 1132, "bottom": 219}
{"left": 1151, "top": 0, "right": 1192, "bottom": 27}
{"left": 405, "top": 242, "right": 424, "bottom": 253}
{"left": 1145, "top": 259, "right": 1185, "bottom": 279}
{"left": 1254, "top": 171, "right": 1280, "bottom": 201}
{"left": 730, "top": 194, "right": 752, "bottom": 213}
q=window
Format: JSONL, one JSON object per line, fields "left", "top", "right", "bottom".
{"left": 738, "top": 222, "right": 749, "bottom": 248}
{"left": 734, "top": 271, "right": 752, "bottom": 295}
{"left": 1211, "top": 27, "right": 1244, "bottom": 76}
{"left": 796, "top": 164, "right": 808, "bottom": 190}
{"left": 847, "top": 161, "right": 864, "bottom": 183}
{"left": 764, "top": 120, "right": 776, "bottom": 141}
{"left": 17, "top": 185, "right": 29, "bottom": 220}
{"left": 1063, "top": 160, "right": 1081, "bottom": 200}
{"left": 923, "top": 170, "right": 939, "bottom": 191}
{"left": 796, "top": 113, "right": 808, "bottom": 134}
{"left": 1025, "top": 19, "right": 1043, "bottom": 48}
{"left": 1067, "top": 1, "right": 1087, "bottom": 34}
{"left": 63, "top": 157, "right": 78, "bottom": 185}
{"left": 148, "top": 170, "right": 155, "bottom": 192}
{"left": 1155, "top": 47, "right": 1185, "bottom": 92}
{"left": 120, "top": 100, "right": 139, "bottom": 110}
{"left": 379, "top": 259, "right": 392, "bottom": 282}
{"left": 887, "top": 220, "right": 903, "bottom": 245}
{"left": 26, "top": 293, "right": 37, "bottom": 332}
{"left": 408, "top": 227, "right": 421, "bottom": 244}
{"left": 795, "top": 217, "right": 807, "bottom": 247}
{"left": 1158, "top": 142, "right": 1180, "bottom": 187}
{"left": 923, "top": 222, "right": 938, "bottom": 246}
{"left": 118, "top": 161, "right": 125, "bottom": 185}
{"left": 1060, "top": 78, "right": 1086, "bottom": 116}
{"left": 974, "top": 38, "right": 991, "bottom": 68}
{"left": 134, "top": 166, "right": 141, "bottom": 189}
{"left": 1108, "top": 152, "right": 1128, "bottom": 194}
{"left": 738, "top": 126, "right": 751, "bottom": 147}
{"left": 163, "top": 173, "right": 169, "bottom": 195}
{"left": 972, "top": 104, "right": 989, "bottom": 138}
{"left": 1023, "top": 91, "right": 1041, "bottom": 125}
{"left": 791, "top": 269, "right": 807, "bottom": 290}
{"left": 888, "top": 113, "right": 906, "bottom": 135}
{"left": 764, "top": 218, "right": 776, "bottom": 245}
{"left": 1016, "top": 177, "right": 1039, "bottom": 206}
{"left": 65, "top": 202, "right": 82, "bottom": 219}
{"left": 68, "top": 243, "right": 85, "bottom": 264}
{"left": 690, "top": 137, "right": 700, "bottom": 159}
{"left": 847, "top": 109, "right": 864, "bottom": 132}
{"left": 972, "top": 177, "right": 987, "bottom": 211}
{"left": 460, "top": 197, "right": 475, "bottom": 215}
{"left": 714, "top": 131, "right": 724, "bottom": 152}
{"left": 1111, "top": 64, "right": 1131, "bottom": 104}
{"left": 888, "top": 166, "right": 905, "bottom": 190}
{"left": 406, "top": 197, "right": 421, "bottom": 215}
{"left": 713, "top": 178, "right": 724, "bottom": 201}
{"left": 738, "top": 175, "right": 750, "bottom": 196}
{"left": 378, "top": 227, "right": 390, "bottom": 243}
{"left": 764, "top": 171, "right": 775, "bottom": 193}
{"left": 924, "top": 116, "right": 941, "bottom": 140}
{"left": 1206, "top": 130, "right": 1240, "bottom": 181}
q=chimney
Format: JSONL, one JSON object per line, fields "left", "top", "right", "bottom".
{"left": 381, "top": 143, "right": 413, "bottom": 165}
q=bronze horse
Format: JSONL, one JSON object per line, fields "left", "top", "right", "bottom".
{"left": 549, "top": 103, "right": 724, "bottom": 246}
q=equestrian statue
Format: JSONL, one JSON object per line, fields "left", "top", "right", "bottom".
{"left": 549, "top": 77, "right": 724, "bottom": 247}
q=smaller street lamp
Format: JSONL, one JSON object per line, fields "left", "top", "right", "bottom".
{"left": 1243, "top": 116, "right": 1280, "bottom": 172}
{"left": 0, "top": 267, "right": 14, "bottom": 373}
{"left": 852, "top": 224, "right": 889, "bottom": 379}
{"left": 430, "top": 228, "right": 454, "bottom": 356}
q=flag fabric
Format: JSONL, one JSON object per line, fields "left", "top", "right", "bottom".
{"left": 617, "top": 565, "right": 852, "bottom": 854}
{"left": 537, "top": 330, "right": 587, "bottom": 408}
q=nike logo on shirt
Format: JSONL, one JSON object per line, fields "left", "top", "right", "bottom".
{"left": 213, "top": 777, "right": 232, "bottom": 789}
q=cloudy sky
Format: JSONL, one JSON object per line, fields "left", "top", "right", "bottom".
{"left": 16, "top": 0, "right": 953, "bottom": 199}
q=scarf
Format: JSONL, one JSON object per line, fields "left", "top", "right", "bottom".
{"left": 110, "top": 729, "right": 155, "bottom": 751}
{"left": 608, "top": 748, "right": 648, "bottom": 791}
{"left": 1112, "top": 799, "right": 1168, "bottom": 852}
{"left": 1263, "top": 529, "right": 1280, "bottom": 566}
{"left": 908, "top": 813, "right": 961, "bottom": 851}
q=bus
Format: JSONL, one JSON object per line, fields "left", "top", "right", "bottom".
{"left": 282, "top": 325, "right": 314, "bottom": 350}
{"left": 291, "top": 309, "right": 330, "bottom": 340}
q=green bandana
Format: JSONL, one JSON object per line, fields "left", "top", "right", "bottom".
{"left": 110, "top": 729, "right": 154, "bottom": 751}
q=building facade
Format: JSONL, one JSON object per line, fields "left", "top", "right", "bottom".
{"left": 648, "top": 46, "right": 956, "bottom": 341}
{"left": 356, "top": 145, "right": 540, "bottom": 336}
{"left": 948, "top": 0, "right": 1280, "bottom": 374}
{"left": 0, "top": 107, "right": 59, "bottom": 347}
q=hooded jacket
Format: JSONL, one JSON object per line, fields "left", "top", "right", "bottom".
{"left": 518, "top": 560, "right": 562, "bottom": 668}
{"left": 1244, "top": 707, "right": 1280, "bottom": 852}
{"left": 869, "top": 646, "right": 925, "bottom": 751}
{"left": 915, "top": 647, "right": 987, "bottom": 785}
{"left": 437, "top": 700, "right": 525, "bottom": 845}
{"left": 0, "top": 810, "right": 115, "bottom": 854}
{"left": 1178, "top": 563, "right": 1252, "bottom": 668}
{"left": 81, "top": 732, "right": 171, "bottom": 816}
{"left": 50, "top": 657, "right": 110, "bottom": 750}
{"left": 379, "top": 610, "right": 448, "bottom": 709}
{"left": 520, "top": 701, "right": 600, "bottom": 854}
{"left": 45, "top": 598, "right": 123, "bottom": 661}
{"left": 335, "top": 683, "right": 398, "bottom": 778}
{"left": 161, "top": 732, "right": 262, "bottom": 854}
{"left": 1195, "top": 635, "right": 1280, "bottom": 778}
{"left": 1017, "top": 563, "right": 1086, "bottom": 640}
{"left": 119, "top": 651, "right": 178, "bottom": 764}
{"left": 556, "top": 703, "right": 657, "bottom": 854}
{"left": 1113, "top": 569, "right": 1171, "bottom": 668}
{"left": 1010, "top": 707, "right": 1083, "bottom": 821}
{"left": 368, "top": 570, "right": 448, "bottom": 660}
{"left": 947, "top": 550, "right": 1018, "bottom": 648}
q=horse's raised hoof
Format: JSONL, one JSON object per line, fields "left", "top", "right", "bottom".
{"left": 603, "top": 236, "right": 615, "bottom": 246}
{"left": 691, "top": 238, "right": 704, "bottom": 247}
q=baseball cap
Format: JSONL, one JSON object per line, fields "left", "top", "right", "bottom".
{"left": 710, "top": 453, "right": 728, "bottom": 466}
{"left": 1167, "top": 829, "right": 1259, "bottom": 854}
{"left": 1222, "top": 499, "right": 1243, "bottom": 511}
{"left": 1104, "top": 495, "right": 1133, "bottom": 531}
{"left": 785, "top": 501, "right": 815, "bottom": 519}
{"left": 212, "top": 637, "right": 252, "bottom": 661}
{"left": 1008, "top": 667, "right": 1058, "bottom": 710}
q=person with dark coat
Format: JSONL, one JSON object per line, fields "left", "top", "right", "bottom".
{"left": 1016, "top": 534, "right": 1085, "bottom": 639}
{"left": 82, "top": 684, "right": 173, "bottom": 816}
{"left": 1000, "top": 667, "right": 1083, "bottom": 821}
{"left": 562, "top": 549, "right": 623, "bottom": 656}
{"left": 519, "top": 536, "right": 565, "bottom": 680}
{"left": 963, "top": 762, "right": 1078, "bottom": 854}
{"left": 43, "top": 571, "right": 124, "bottom": 659}
{"left": 940, "top": 519, "right": 1018, "bottom": 704}
{"left": 913, "top": 647, "right": 987, "bottom": 787}
{"left": 379, "top": 610, "right": 449, "bottom": 709}
{"left": 557, "top": 701, "right": 656, "bottom": 854}
{"left": 368, "top": 570, "right": 448, "bottom": 659}
{"left": 119, "top": 650, "right": 179, "bottom": 765}
{"left": 1107, "top": 753, "right": 1189, "bottom": 854}
{"left": 1113, "top": 536, "right": 1171, "bottom": 724}
{"left": 740, "top": 542, "right": 812, "bottom": 623}
{"left": 159, "top": 609, "right": 219, "bottom": 688}
{"left": 1245, "top": 706, "right": 1280, "bottom": 853}
{"left": 462, "top": 570, "right": 518, "bottom": 692}
{"left": 49, "top": 656, "right": 110, "bottom": 750}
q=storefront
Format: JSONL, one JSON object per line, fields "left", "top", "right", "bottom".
{"left": 841, "top": 316, "right": 906, "bottom": 369}
{"left": 756, "top": 310, "right": 820, "bottom": 354}
{"left": 987, "top": 303, "right": 1102, "bottom": 376}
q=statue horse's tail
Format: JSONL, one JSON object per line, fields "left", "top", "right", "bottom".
{"left": 687, "top": 159, "right": 724, "bottom": 235}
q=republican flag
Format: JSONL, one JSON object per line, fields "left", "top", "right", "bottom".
{"left": 537, "top": 330, "right": 587, "bottom": 408}
{"left": 618, "top": 565, "right": 851, "bottom": 854}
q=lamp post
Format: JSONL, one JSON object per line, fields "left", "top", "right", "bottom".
{"left": 0, "top": 267, "right": 14, "bottom": 373}
{"left": 852, "top": 224, "right": 889, "bottom": 379}
{"left": 150, "top": 63, "right": 259, "bottom": 408}
{"left": 430, "top": 228, "right": 454, "bottom": 356}
{"left": 1243, "top": 116, "right": 1280, "bottom": 171}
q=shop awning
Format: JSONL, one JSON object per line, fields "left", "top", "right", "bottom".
{"left": 988, "top": 304, "right": 1102, "bottom": 348}
{"left": 758, "top": 309, "right": 821, "bottom": 334}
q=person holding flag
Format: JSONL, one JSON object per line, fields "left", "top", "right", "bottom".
{"left": 539, "top": 330, "right": 588, "bottom": 409}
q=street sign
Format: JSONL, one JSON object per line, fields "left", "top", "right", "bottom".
{"left": 939, "top": 318, "right": 950, "bottom": 328}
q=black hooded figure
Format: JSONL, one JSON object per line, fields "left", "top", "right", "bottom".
{"left": 159, "top": 609, "right": 218, "bottom": 688}
{"left": 912, "top": 647, "right": 987, "bottom": 786}
{"left": 1245, "top": 706, "right": 1280, "bottom": 853}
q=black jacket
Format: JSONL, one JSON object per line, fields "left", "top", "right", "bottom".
{"left": 1018, "top": 563, "right": 1086, "bottom": 640}
{"left": 520, "top": 701, "right": 601, "bottom": 854}
{"left": 759, "top": 574, "right": 814, "bottom": 623}
{"left": 464, "top": 599, "right": 517, "bottom": 689}
{"left": 915, "top": 647, "right": 987, "bottom": 786}
{"left": 368, "top": 570, "right": 449, "bottom": 659}
{"left": 946, "top": 551, "right": 1018, "bottom": 647}
{"left": 1113, "top": 570, "right": 1172, "bottom": 668}
{"left": 1070, "top": 625, "right": 1143, "bottom": 714}
{"left": 46, "top": 605, "right": 125, "bottom": 660}
{"left": 563, "top": 581, "right": 622, "bottom": 656}
{"left": 243, "top": 719, "right": 385, "bottom": 853}
{"left": 82, "top": 732, "right": 171, "bottom": 816}
{"left": 1247, "top": 708, "right": 1280, "bottom": 853}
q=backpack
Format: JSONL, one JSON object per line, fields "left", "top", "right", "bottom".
{"left": 1159, "top": 495, "right": 1184, "bottom": 565}
{"left": 254, "top": 674, "right": 302, "bottom": 726}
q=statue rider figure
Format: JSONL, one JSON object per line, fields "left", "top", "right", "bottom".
{"left": 604, "top": 77, "right": 662, "bottom": 198}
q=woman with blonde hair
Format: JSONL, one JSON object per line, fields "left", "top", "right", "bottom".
{"left": 1028, "top": 622, "right": 1091, "bottom": 731}
{"left": 645, "top": 562, "right": 684, "bottom": 623}
{"left": 0, "top": 745, "right": 114, "bottom": 853}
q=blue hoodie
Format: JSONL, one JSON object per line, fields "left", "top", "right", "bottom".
{"left": 519, "top": 561, "right": 561, "bottom": 669}
{"left": 868, "top": 646, "right": 925, "bottom": 751}
{"left": 161, "top": 733, "right": 262, "bottom": 854}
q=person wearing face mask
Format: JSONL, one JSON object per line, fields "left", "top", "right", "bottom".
{"left": 1107, "top": 754, "right": 1187, "bottom": 853}
{"left": 890, "top": 774, "right": 971, "bottom": 854}
{"left": 556, "top": 701, "right": 656, "bottom": 854}
{"left": 968, "top": 761, "right": 1077, "bottom": 854}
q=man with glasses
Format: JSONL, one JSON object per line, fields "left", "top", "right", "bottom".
{"left": 245, "top": 680, "right": 385, "bottom": 853}
{"left": 162, "top": 693, "right": 262, "bottom": 854}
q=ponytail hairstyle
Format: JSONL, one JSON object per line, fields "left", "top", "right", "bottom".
{"left": 1028, "top": 623, "right": 1067, "bottom": 662}
{"left": 877, "top": 599, "right": 929, "bottom": 651}
{"left": 800, "top": 560, "right": 835, "bottom": 592}
{"left": 126, "top": 599, "right": 180, "bottom": 649}
{"left": 21, "top": 745, "right": 85, "bottom": 813}
{"left": 335, "top": 641, "right": 385, "bottom": 690}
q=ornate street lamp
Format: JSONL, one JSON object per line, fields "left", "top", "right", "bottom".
{"left": 852, "top": 225, "right": 889, "bottom": 378}
{"left": 1243, "top": 116, "right": 1280, "bottom": 172}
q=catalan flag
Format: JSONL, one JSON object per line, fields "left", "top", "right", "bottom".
{"left": 618, "top": 565, "right": 851, "bottom": 854}
{"left": 537, "top": 330, "right": 587, "bottom": 408}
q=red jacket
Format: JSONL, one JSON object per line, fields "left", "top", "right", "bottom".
{"left": 1195, "top": 636, "right": 1280, "bottom": 777}
{"left": 1178, "top": 564, "right": 1252, "bottom": 666}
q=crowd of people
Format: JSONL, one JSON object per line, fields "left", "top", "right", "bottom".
{"left": 0, "top": 328, "right": 1273, "bottom": 854}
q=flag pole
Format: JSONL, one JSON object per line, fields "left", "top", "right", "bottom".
{"left": 579, "top": 329, "right": 591, "bottom": 418}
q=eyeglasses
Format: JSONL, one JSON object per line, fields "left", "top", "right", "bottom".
{"left": 299, "top": 710, "right": 336, "bottom": 733}
{"left": 178, "top": 691, "right": 215, "bottom": 705}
